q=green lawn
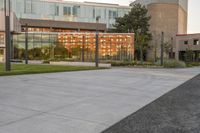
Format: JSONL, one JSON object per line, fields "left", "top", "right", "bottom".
{"left": 0, "top": 63, "right": 101, "bottom": 76}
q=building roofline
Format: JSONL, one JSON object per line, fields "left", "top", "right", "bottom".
{"left": 133, "top": 0, "right": 188, "bottom": 12}
{"left": 84, "top": 1, "right": 119, "bottom": 6}
{"left": 15, "top": 32, "right": 134, "bottom": 35}
{"left": 176, "top": 33, "right": 200, "bottom": 36}
{"left": 41, "top": 0, "right": 130, "bottom": 8}
{"left": 20, "top": 18, "right": 107, "bottom": 31}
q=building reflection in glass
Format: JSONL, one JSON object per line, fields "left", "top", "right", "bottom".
{"left": 13, "top": 32, "right": 134, "bottom": 62}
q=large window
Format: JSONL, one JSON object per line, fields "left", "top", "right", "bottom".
{"left": 0, "top": 0, "right": 4, "bottom": 11}
{"left": 0, "top": 34, "right": 4, "bottom": 46}
{"left": 63, "top": 6, "right": 71, "bottom": 16}
{"left": 109, "top": 10, "right": 118, "bottom": 19}
{"left": 73, "top": 6, "right": 80, "bottom": 16}
{"left": 0, "top": 48, "right": 4, "bottom": 62}
{"left": 31, "top": 1, "right": 38, "bottom": 14}
{"left": 48, "top": 4, "right": 59, "bottom": 16}
{"left": 0, "top": 49, "right": 3, "bottom": 55}
{"left": 93, "top": 8, "right": 95, "bottom": 18}
{"left": 55, "top": 5, "right": 59, "bottom": 16}
{"left": 184, "top": 40, "right": 188, "bottom": 45}
{"left": 24, "top": 0, "right": 32, "bottom": 13}
{"left": 96, "top": 8, "right": 101, "bottom": 18}
{"left": 12, "top": 33, "right": 134, "bottom": 62}
{"left": 193, "top": 39, "right": 199, "bottom": 45}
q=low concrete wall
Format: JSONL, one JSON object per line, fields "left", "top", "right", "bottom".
{"left": 50, "top": 61, "right": 111, "bottom": 68}
{"left": 22, "top": 60, "right": 43, "bottom": 64}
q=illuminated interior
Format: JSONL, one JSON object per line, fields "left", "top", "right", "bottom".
{"left": 13, "top": 32, "right": 134, "bottom": 62}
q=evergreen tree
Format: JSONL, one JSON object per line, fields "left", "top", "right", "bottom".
{"left": 113, "top": 3, "right": 152, "bottom": 61}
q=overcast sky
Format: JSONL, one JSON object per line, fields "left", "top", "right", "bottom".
{"left": 67, "top": 0, "right": 199, "bottom": 34}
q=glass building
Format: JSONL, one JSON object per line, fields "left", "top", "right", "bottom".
{"left": 13, "top": 33, "right": 134, "bottom": 62}
{"left": 0, "top": 0, "right": 134, "bottom": 62}
{"left": 4, "top": 0, "right": 130, "bottom": 29}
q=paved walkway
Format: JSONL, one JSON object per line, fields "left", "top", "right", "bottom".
{"left": 0, "top": 67, "right": 199, "bottom": 133}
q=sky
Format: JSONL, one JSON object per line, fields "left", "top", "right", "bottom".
{"left": 66, "top": 0, "right": 200, "bottom": 34}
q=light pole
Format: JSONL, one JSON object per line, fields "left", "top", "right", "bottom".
{"left": 170, "top": 37, "right": 173, "bottom": 59}
{"left": 95, "top": 16, "right": 100, "bottom": 67}
{"left": 161, "top": 32, "right": 164, "bottom": 66}
{"left": 4, "top": 0, "right": 11, "bottom": 71}
{"left": 136, "top": 29, "right": 142, "bottom": 63}
{"left": 25, "top": 23, "right": 28, "bottom": 64}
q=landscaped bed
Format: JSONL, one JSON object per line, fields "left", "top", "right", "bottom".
{"left": 0, "top": 63, "right": 101, "bottom": 76}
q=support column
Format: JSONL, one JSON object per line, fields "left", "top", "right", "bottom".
{"left": 25, "top": 23, "right": 28, "bottom": 64}
{"left": 82, "top": 35, "right": 85, "bottom": 62}
{"left": 175, "top": 38, "right": 179, "bottom": 61}
{"left": 4, "top": 0, "right": 11, "bottom": 71}
{"left": 160, "top": 32, "right": 164, "bottom": 66}
{"left": 95, "top": 32, "right": 99, "bottom": 67}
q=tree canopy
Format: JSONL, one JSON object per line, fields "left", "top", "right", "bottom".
{"left": 114, "top": 3, "right": 151, "bottom": 35}
{"left": 113, "top": 3, "right": 152, "bottom": 61}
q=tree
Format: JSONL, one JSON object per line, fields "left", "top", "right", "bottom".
{"left": 185, "top": 48, "right": 194, "bottom": 62}
{"left": 163, "top": 41, "right": 172, "bottom": 58}
{"left": 113, "top": 3, "right": 152, "bottom": 61}
{"left": 54, "top": 42, "right": 68, "bottom": 59}
{"left": 136, "top": 34, "right": 149, "bottom": 63}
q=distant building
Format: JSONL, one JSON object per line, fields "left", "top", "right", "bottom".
{"left": 176, "top": 33, "right": 200, "bottom": 62}
{"left": 6, "top": 0, "right": 130, "bottom": 29}
{"left": 133, "top": 0, "right": 188, "bottom": 61}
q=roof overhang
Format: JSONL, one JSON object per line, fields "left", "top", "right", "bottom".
{"left": 20, "top": 18, "right": 107, "bottom": 31}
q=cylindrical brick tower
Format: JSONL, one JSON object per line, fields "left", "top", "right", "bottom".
{"left": 133, "top": 0, "right": 188, "bottom": 61}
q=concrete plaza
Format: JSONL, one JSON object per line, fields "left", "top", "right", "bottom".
{"left": 0, "top": 67, "right": 199, "bottom": 133}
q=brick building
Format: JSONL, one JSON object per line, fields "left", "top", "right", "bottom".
{"left": 133, "top": 0, "right": 188, "bottom": 61}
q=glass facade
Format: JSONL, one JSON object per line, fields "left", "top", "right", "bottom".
{"left": 11, "top": 0, "right": 130, "bottom": 29}
{"left": 13, "top": 32, "right": 134, "bottom": 62}
{"left": 0, "top": 48, "right": 4, "bottom": 62}
{"left": 0, "top": 0, "right": 3, "bottom": 11}
{"left": 0, "top": 49, "right": 3, "bottom": 55}
{"left": 0, "top": 33, "right": 4, "bottom": 46}
{"left": 0, "top": 33, "right": 4, "bottom": 62}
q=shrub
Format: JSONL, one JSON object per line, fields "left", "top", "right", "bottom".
{"left": 186, "top": 62, "right": 200, "bottom": 67}
{"left": 43, "top": 60, "right": 50, "bottom": 64}
{"left": 163, "top": 59, "right": 186, "bottom": 68}
{"left": 136, "top": 61, "right": 156, "bottom": 66}
{"left": 111, "top": 61, "right": 135, "bottom": 66}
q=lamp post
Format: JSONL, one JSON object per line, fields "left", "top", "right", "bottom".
{"left": 95, "top": 16, "right": 101, "bottom": 67}
{"left": 4, "top": 0, "right": 11, "bottom": 71}
{"left": 136, "top": 28, "right": 142, "bottom": 64}
{"left": 170, "top": 37, "right": 173, "bottom": 59}
{"left": 25, "top": 23, "right": 28, "bottom": 64}
{"left": 161, "top": 32, "right": 164, "bottom": 66}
